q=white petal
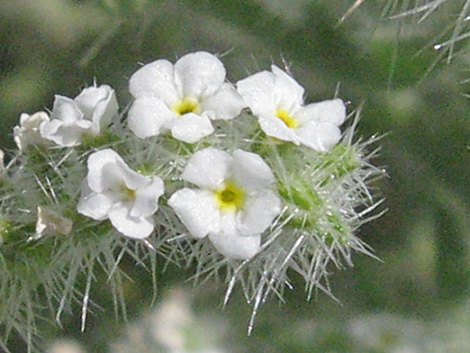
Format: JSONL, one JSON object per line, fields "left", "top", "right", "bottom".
{"left": 89, "top": 86, "right": 118, "bottom": 132}
{"left": 39, "top": 120, "right": 85, "bottom": 146}
{"left": 108, "top": 204, "right": 154, "bottom": 239}
{"left": 258, "top": 115, "right": 299, "bottom": 143}
{"left": 237, "top": 191, "right": 281, "bottom": 236}
{"left": 169, "top": 113, "right": 214, "bottom": 143}
{"left": 128, "top": 97, "right": 175, "bottom": 139}
{"left": 296, "top": 122, "right": 342, "bottom": 152}
{"left": 168, "top": 188, "right": 219, "bottom": 239}
{"left": 116, "top": 160, "right": 150, "bottom": 191}
{"left": 296, "top": 98, "right": 346, "bottom": 126}
{"left": 86, "top": 149, "right": 148, "bottom": 192}
{"left": 271, "top": 65, "right": 305, "bottom": 110}
{"left": 236, "top": 70, "right": 277, "bottom": 116}
{"left": 129, "top": 59, "right": 180, "bottom": 104}
{"left": 174, "top": 52, "right": 226, "bottom": 99}
{"left": 200, "top": 83, "right": 245, "bottom": 120}
{"left": 75, "top": 119, "right": 94, "bottom": 130}
{"left": 13, "top": 126, "right": 22, "bottom": 150}
{"left": 19, "top": 111, "right": 50, "bottom": 128}
{"left": 75, "top": 86, "right": 102, "bottom": 115}
{"left": 74, "top": 85, "right": 116, "bottom": 124}
{"left": 231, "top": 149, "right": 276, "bottom": 191}
{"left": 39, "top": 119, "right": 62, "bottom": 139}
{"left": 209, "top": 214, "right": 261, "bottom": 260}
{"left": 54, "top": 127, "right": 86, "bottom": 146}
{"left": 96, "top": 162, "right": 129, "bottom": 192}
{"left": 181, "top": 147, "right": 231, "bottom": 189}
{"left": 131, "top": 176, "right": 164, "bottom": 218}
{"left": 77, "top": 191, "right": 114, "bottom": 221}
{"left": 15, "top": 111, "right": 50, "bottom": 150}
{"left": 52, "top": 95, "right": 83, "bottom": 123}
{"left": 86, "top": 149, "right": 123, "bottom": 192}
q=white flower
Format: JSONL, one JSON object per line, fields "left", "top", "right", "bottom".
{"left": 168, "top": 147, "right": 281, "bottom": 260}
{"left": 77, "top": 149, "right": 164, "bottom": 239}
{"left": 40, "top": 84, "right": 118, "bottom": 147}
{"left": 237, "top": 65, "right": 346, "bottom": 151}
{"left": 13, "top": 111, "right": 51, "bottom": 151}
{"left": 127, "top": 51, "right": 245, "bottom": 144}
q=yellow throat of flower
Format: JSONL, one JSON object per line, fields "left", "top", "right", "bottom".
{"left": 172, "top": 97, "right": 201, "bottom": 116}
{"left": 119, "top": 184, "right": 136, "bottom": 202}
{"left": 214, "top": 181, "right": 245, "bottom": 212}
{"left": 275, "top": 108, "right": 298, "bottom": 128}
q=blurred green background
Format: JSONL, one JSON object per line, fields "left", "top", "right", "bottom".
{"left": 1, "top": 0, "right": 470, "bottom": 352}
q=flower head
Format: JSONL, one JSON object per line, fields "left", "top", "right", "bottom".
{"left": 237, "top": 65, "right": 346, "bottom": 151}
{"left": 168, "top": 147, "right": 281, "bottom": 259}
{"left": 77, "top": 149, "right": 164, "bottom": 239}
{"left": 40, "top": 84, "right": 118, "bottom": 147}
{"left": 127, "top": 51, "right": 245, "bottom": 143}
{"left": 13, "top": 111, "right": 52, "bottom": 151}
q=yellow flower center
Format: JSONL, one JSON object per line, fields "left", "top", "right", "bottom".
{"left": 172, "top": 97, "right": 201, "bottom": 116}
{"left": 275, "top": 108, "right": 298, "bottom": 128}
{"left": 214, "top": 181, "right": 245, "bottom": 212}
{"left": 119, "top": 184, "right": 136, "bottom": 202}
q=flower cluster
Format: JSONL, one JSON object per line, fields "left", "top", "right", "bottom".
{"left": 0, "top": 51, "right": 383, "bottom": 350}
